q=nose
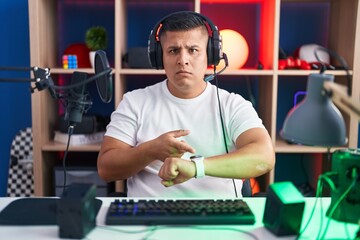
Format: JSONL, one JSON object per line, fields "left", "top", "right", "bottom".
{"left": 177, "top": 50, "right": 189, "bottom": 66}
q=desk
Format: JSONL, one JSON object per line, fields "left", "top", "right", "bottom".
{"left": 0, "top": 197, "right": 358, "bottom": 239}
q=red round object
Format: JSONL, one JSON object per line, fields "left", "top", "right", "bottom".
{"left": 63, "top": 43, "right": 91, "bottom": 68}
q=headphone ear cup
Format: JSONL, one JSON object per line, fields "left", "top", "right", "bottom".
{"left": 210, "top": 30, "right": 222, "bottom": 66}
{"left": 148, "top": 32, "right": 164, "bottom": 69}
{"left": 207, "top": 37, "right": 214, "bottom": 66}
{"left": 155, "top": 41, "right": 163, "bottom": 69}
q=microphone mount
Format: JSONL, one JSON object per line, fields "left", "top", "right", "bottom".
{"left": 0, "top": 52, "right": 114, "bottom": 126}
{"left": 0, "top": 66, "right": 58, "bottom": 98}
{"left": 0, "top": 64, "right": 113, "bottom": 101}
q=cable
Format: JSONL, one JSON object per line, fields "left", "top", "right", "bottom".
{"left": 61, "top": 125, "right": 74, "bottom": 195}
{"left": 245, "top": 76, "right": 256, "bottom": 107}
{"left": 296, "top": 174, "right": 326, "bottom": 239}
{"left": 50, "top": 68, "right": 112, "bottom": 91}
{"left": 314, "top": 47, "right": 352, "bottom": 96}
{"left": 96, "top": 225, "right": 260, "bottom": 240}
{"left": 212, "top": 54, "right": 239, "bottom": 198}
{"left": 320, "top": 172, "right": 359, "bottom": 239}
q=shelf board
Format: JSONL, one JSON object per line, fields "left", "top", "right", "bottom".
{"left": 50, "top": 68, "right": 95, "bottom": 74}
{"left": 220, "top": 69, "right": 274, "bottom": 76}
{"left": 50, "top": 68, "right": 350, "bottom": 77}
{"left": 119, "top": 69, "right": 166, "bottom": 75}
{"left": 277, "top": 69, "right": 352, "bottom": 76}
{"left": 275, "top": 139, "right": 346, "bottom": 153}
{"left": 119, "top": 68, "right": 274, "bottom": 76}
{"left": 42, "top": 141, "right": 101, "bottom": 151}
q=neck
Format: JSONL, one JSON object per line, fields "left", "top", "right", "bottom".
{"left": 166, "top": 80, "right": 207, "bottom": 99}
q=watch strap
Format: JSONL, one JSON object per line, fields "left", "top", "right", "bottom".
{"left": 191, "top": 156, "right": 205, "bottom": 178}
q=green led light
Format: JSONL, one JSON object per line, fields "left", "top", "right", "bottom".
{"left": 270, "top": 182, "right": 304, "bottom": 204}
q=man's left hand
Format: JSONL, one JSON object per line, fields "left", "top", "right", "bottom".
{"left": 158, "top": 158, "right": 196, "bottom": 187}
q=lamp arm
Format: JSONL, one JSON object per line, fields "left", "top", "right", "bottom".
{"left": 323, "top": 81, "right": 360, "bottom": 119}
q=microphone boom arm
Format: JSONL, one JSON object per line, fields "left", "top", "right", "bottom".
{"left": 0, "top": 66, "right": 57, "bottom": 97}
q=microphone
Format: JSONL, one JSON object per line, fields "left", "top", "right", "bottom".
{"left": 204, "top": 74, "right": 215, "bottom": 82}
{"left": 204, "top": 53, "right": 229, "bottom": 82}
{"left": 64, "top": 71, "right": 92, "bottom": 126}
{"left": 94, "top": 50, "right": 113, "bottom": 103}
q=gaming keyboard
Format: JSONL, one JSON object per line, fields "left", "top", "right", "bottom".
{"left": 105, "top": 199, "right": 255, "bottom": 225}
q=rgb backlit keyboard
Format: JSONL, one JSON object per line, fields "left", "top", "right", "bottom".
{"left": 105, "top": 199, "right": 255, "bottom": 225}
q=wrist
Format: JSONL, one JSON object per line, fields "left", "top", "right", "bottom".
{"left": 190, "top": 155, "right": 205, "bottom": 178}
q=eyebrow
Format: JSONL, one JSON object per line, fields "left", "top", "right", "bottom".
{"left": 166, "top": 44, "right": 201, "bottom": 50}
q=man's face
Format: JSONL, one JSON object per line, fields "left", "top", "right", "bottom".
{"left": 160, "top": 26, "right": 208, "bottom": 99}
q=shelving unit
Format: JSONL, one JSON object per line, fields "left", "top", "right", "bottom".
{"left": 28, "top": 0, "right": 359, "bottom": 196}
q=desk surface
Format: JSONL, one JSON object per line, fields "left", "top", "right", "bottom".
{"left": 0, "top": 197, "right": 358, "bottom": 240}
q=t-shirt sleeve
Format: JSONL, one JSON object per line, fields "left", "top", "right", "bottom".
{"left": 226, "top": 93, "right": 265, "bottom": 143}
{"left": 105, "top": 92, "right": 138, "bottom": 146}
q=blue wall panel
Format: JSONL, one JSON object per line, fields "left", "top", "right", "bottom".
{"left": 0, "top": 1, "right": 31, "bottom": 196}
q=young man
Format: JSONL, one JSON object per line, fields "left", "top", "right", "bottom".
{"left": 97, "top": 11, "right": 275, "bottom": 198}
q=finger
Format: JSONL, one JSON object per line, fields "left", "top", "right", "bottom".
{"left": 176, "top": 140, "right": 195, "bottom": 154}
{"left": 158, "top": 158, "right": 179, "bottom": 180}
{"left": 170, "top": 129, "right": 191, "bottom": 138}
{"left": 161, "top": 180, "right": 174, "bottom": 187}
{"left": 172, "top": 176, "right": 188, "bottom": 185}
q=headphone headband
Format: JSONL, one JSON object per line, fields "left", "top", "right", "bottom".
{"left": 148, "top": 11, "right": 223, "bottom": 69}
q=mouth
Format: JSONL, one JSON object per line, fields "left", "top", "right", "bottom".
{"left": 176, "top": 70, "right": 191, "bottom": 76}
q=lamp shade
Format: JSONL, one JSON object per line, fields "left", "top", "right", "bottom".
{"left": 218, "top": 29, "right": 249, "bottom": 70}
{"left": 280, "top": 73, "right": 347, "bottom": 147}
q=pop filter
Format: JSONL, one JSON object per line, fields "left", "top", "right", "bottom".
{"left": 94, "top": 50, "right": 113, "bottom": 103}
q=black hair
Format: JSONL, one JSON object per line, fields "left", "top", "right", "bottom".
{"left": 158, "top": 11, "right": 208, "bottom": 38}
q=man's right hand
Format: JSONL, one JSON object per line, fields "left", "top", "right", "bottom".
{"left": 149, "top": 129, "right": 195, "bottom": 161}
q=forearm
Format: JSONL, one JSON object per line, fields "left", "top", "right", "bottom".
{"left": 158, "top": 129, "right": 275, "bottom": 187}
{"left": 98, "top": 130, "right": 195, "bottom": 182}
{"left": 204, "top": 141, "right": 275, "bottom": 179}
{"left": 204, "top": 128, "right": 275, "bottom": 179}
{"left": 97, "top": 138, "right": 156, "bottom": 182}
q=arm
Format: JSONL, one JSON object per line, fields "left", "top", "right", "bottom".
{"left": 97, "top": 130, "right": 196, "bottom": 182}
{"left": 159, "top": 127, "right": 275, "bottom": 187}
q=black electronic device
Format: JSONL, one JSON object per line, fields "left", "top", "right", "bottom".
{"left": 0, "top": 198, "right": 102, "bottom": 226}
{"left": 204, "top": 53, "right": 229, "bottom": 82}
{"left": 326, "top": 149, "right": 360, "bottom": 223}
{"left": 57, "top": 183, "right": 97, "bottom": 239}
{"left": 148, "top": 11, "right": 223, "bottom": 69}
{"left": 58, "top": 114, "right": 97, "bottom": 134}
{"left": 94, "top": 50, "right": 113, "bottom": 103}
{"left": 263, "top": 181, "right": 305, "bottom": 236}
{"left": 105, "top": 198, "right": 255, "bottom": 225}
{"left": 123, "top": 47, "right": 152, "bottom": 69}
{"left": 64, "top": 71, "right": 91, "bottom": 126}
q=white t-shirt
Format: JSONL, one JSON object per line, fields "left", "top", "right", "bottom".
{"left": 105, "top": 80, "right": 265, "bottom": 198}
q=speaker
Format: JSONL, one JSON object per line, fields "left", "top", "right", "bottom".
{"left": 124, "top": 47, "right": 152, "bottom": 69}
{"left": 326, "top": 149, "right": 360, "bottom": 223}
{"left": 263, "top": 181, "right": 305, "bottom": 236}
{"left": 148, "top": 11, "right": 222, "bottom": 69}
{"left": 57, "top": 183, "right": 97, "bottom": 239}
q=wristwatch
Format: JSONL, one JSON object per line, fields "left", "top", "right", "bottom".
{"left": 190, "top": 155, "right": 205, "bottom": 179}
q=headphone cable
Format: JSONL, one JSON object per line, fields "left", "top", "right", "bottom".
{"left": 212, "top": 54, "right": 238, "bottom": 198}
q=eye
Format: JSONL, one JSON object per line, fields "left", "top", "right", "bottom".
{"left": 189, "top": 48, "right": 198, "bottom": 54}
{"left": 169, "top": 48, "right": 179, "bottom": 54}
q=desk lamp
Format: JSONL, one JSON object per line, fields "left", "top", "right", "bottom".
{"left": 280, "top": 47, "right": 360, "bottom": 224}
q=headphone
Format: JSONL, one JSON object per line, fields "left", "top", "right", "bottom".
{"left": 148, "top": 11, "right": 223, "bottom": 69}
